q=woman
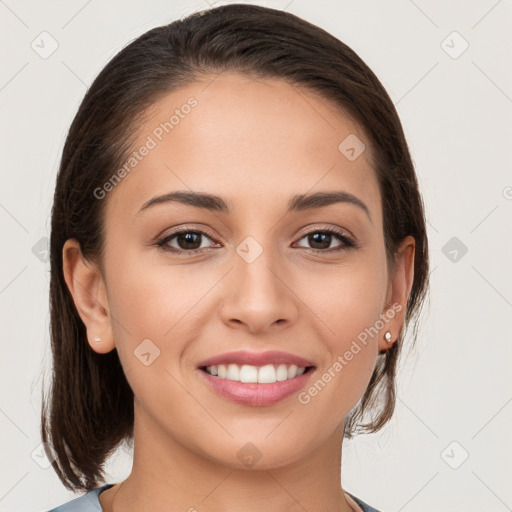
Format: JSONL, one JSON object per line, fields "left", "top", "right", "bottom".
{"left": 42, "top": 4, "right": 428, "bottom": 511}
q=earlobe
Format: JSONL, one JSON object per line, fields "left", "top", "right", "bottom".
{"left": 378, "top": 236, "right": 415, "bottom": 353}
{"left": 62, "top": 238, "right": 115, "bottom": 354}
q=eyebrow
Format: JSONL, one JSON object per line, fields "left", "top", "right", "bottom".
{"left": 137, "top": 190, "right": 371, "bottom": 221}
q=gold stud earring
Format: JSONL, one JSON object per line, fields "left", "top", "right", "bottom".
{"left": 384, "top": 331, "right": 392, "bottom": 343}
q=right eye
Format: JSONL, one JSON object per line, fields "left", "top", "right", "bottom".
{"left": 156, "top": 229, "right": 221, "bottom": 254}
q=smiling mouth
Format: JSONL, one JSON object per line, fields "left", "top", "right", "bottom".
{"left": 199, "top": 363, "right": 315, "bottom": 384}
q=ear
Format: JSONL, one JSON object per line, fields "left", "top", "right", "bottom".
{"left": 378, "top": 235, "right": 415, "bottom": 353}
{"left": 62, "top": 238, "right": 115, "bottom": 354}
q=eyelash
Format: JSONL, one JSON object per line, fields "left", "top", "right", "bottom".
{"left": 155, "top": 226, "right": 358, "bottom": 255}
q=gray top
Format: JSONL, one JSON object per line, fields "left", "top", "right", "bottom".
{"left": 45, "top": 484, "right": 382, "bottom": 512}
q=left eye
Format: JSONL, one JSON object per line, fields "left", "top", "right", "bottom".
{"left": 294, "top": 229, "right": 354, "bottom": 251}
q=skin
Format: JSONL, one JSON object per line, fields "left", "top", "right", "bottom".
{"left": 63, "top": 72, "right": 415, "bottom": 512}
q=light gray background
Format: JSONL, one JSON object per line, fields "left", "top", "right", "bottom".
{"left": 1, "top": 1, "right": 511, "bottom": 511}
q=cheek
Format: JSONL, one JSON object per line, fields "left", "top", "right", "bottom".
{"left": 105, "top": 247, "right": 215, "bottom": 375}
{"left": 297, "top": 253, "right": 388, "bottom": 341}
{"left": 294, "top": 256, "right": 387, "bottom": 408}
{"left": 106, "top": 240, "right": 207, "bottom": 333}
{"left": 105, "top": 269, "right": 196, "bottom": 413}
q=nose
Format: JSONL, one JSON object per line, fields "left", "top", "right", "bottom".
{"left": 219, "top": 245, "right": 299, "bottom": 335}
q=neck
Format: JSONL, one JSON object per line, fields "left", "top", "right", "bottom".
{"left": 105, "top": 401, "right": 356, "bottom": 512}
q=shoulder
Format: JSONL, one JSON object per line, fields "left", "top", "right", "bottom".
{"left": 43, "top": 484, "right": 114, "bottom": 512}
{"left": 347, "top": 492, "right": 384, "bottom": 512}
{"left": 44, "top": 485, "right": 380, "bottom": 512}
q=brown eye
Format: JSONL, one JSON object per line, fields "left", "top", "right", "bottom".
{"left": 295, "top": 228, "right": 356, "bottom": 252}
{"left": 174, "top": 232, "right": 204, "bottom": 250}
{"left": 157, "top": 229, "right": 218, "bottom": 253}
{"left": 306, "top": 232, "right": 337, "bottom": 250}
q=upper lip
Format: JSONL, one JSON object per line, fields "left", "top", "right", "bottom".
{"left": 197, "top": 350, "right": 315, "bottom": 368}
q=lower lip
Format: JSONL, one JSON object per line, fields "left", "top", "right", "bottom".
{"left": 198, "top": 368, "right": 315, "bottom": 406}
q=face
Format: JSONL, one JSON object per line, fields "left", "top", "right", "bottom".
{"left": 65, "top": 72, "right": 413, "bottom": 471}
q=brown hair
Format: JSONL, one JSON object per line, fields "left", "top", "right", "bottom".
{"left": 41, "top": 3, "right": 429, "bottom": 492}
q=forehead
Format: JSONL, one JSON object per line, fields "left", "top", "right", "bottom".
{"left": 105, "top": 72, "right": 380, "bottom": 220}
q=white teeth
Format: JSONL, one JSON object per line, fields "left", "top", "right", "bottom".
{"left": 226, "top": 364, "right": 239, "bottom": 381}
{"left": 276, "top": 364, "right": 288, "bottom": 381}
{"left": 239, "top": 364, "right": 258, "bottom": 383}
{"left": 258, "top": 364, "right": 276, "bottom": 383}
{"left": 205, "top": 363, "right": 308, "bottom": 383}
{"left": 287, "top": 364, "right": 298, "bottom": 378}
